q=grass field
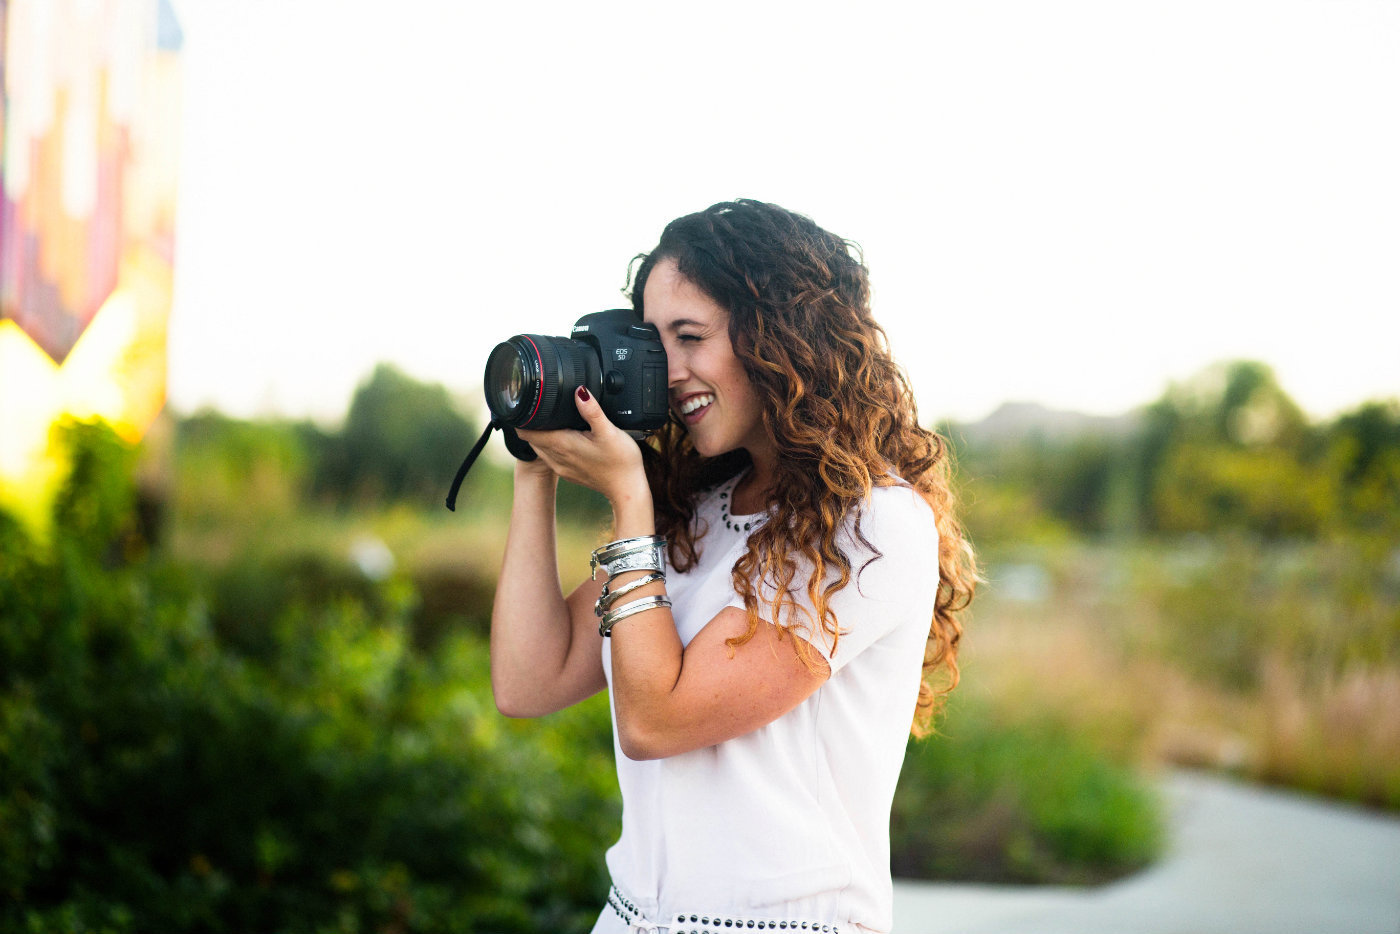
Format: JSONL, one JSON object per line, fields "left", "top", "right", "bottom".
{"left": 973, "top": 539, "right": 1400, "bottom": 810}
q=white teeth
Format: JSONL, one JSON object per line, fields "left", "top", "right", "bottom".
{"left": 679, "top": 394, "right": 715, "bottom": 415}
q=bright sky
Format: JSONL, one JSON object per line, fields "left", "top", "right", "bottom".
{"left": 166, "top": 0, "right": 1399, "bottom": 426}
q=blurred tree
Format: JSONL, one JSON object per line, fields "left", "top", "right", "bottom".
{"left": 951, "top": 429, "right": 1128, "bottom": 542}
{"left": 955, "top": 361, "right": 1399, "bottom": 543}
{"left": 1152, "top": 444, "right": 1332, "bottom": 537}
{"left": 1132, "top": 396, "right": 1181, "bottom": 534}
{"left": 1214, "top": 361, "right": 1308, "bottom": 449}
{"left": 1319, "top": 400, "right": 1400, "bottom": 537}
{"left": 1147, "top": 361, "right": 1307, "bottom": 449}
{"left": 1042, "top": 436, "right": 1125, "bottom": 535}
{"left": 316, "top": 364, "right": 478, "bottom": 506}
{"left": 1133, "top": 361, "right": 1314, "bottom": 536}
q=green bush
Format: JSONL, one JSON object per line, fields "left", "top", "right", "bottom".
{"left": 1, "top": 421, "right": 620, "bottom": 934}
{"left": 891, "top": 693, "right": 1163, "bottom": 885}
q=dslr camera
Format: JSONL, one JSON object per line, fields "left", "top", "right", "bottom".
{"left": 446, "top": 309, "right": 669, "bottom": 509}
{"left": 485, "top": 308, "right": 669, "bottom": 447}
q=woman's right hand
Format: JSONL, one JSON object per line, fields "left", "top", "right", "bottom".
{"left": 516, "top": 388, "right": 649, "bottom": 514}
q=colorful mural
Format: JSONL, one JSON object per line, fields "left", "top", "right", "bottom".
{"left": 0, "top": 0, "right": 181, "bottom": 509}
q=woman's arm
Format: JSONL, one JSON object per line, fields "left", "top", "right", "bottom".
{"left": 519, "top": 389, "right": 829, "bottom": 758}
{"left": 488, "top": 460, "right": 607, "bottom": 718}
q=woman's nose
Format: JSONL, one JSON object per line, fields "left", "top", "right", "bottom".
{"left": 666, "top": 349, "right": 687, "bottom": 387}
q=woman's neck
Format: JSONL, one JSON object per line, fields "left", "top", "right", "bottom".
{"left": 734, "top": 447, "right": 778, "bottom": 514}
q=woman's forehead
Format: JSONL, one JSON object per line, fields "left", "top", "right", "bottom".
{"left": 642, "top": 259, "right": 727, "bottom": 330}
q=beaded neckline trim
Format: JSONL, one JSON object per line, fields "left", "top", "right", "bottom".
{"left": 717, "top": 473, "right": 769, "bottom": 534}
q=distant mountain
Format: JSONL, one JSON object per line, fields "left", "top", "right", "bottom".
{"left": 945, "top": 401, "right": 1141, "bottom": 445}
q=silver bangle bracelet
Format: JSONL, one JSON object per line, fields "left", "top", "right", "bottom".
{"left": 595, "top": 572, "right": 666, "bottom": 617}
{"left": 591, "top": 535, "right": 666, "bottom": 579}
{"left": 595, "top": 547, "right": 665, "bottom": 580}
{"left": 593, "top": 534, "right": 665, "bottom": 562}
{"left": 599, "top": 594, "right": 673, "bottom": 637}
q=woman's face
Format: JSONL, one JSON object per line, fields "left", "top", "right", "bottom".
{"left": 642, "top": 258, "right": 774, "bottom": 464}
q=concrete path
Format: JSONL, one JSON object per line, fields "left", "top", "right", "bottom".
{"left": 892, "top": 770, "right": 1400, "bottom": 934}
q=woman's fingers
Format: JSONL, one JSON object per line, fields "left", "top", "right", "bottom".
{"left": 573, "top": 385, "right": 607, "bottom": 429}
{"left": 516, "top": 387, "right": 643, "bottom": 501}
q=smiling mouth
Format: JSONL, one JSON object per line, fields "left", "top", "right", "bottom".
{"left": 677, "top": 393, "right": 715, "bottom": 419}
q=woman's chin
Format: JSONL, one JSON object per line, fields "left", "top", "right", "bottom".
{"left": 684, "top": 431, "right": 720, "bottom": 459}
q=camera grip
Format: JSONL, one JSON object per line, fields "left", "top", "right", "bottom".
{"left": 501, "top": 425, "right": 538, "bottom": 462}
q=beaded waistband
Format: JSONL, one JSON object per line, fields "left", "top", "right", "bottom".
{"left": 609, "top": 884, "right": 849, "bottom": 934}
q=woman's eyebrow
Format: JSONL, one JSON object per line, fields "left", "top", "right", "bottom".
{"left": 665, "top": 318, "right": 709, "bottom": 333}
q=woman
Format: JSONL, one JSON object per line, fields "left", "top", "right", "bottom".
{"left": 490, "top": 200, "right": 975, "bottom": 933}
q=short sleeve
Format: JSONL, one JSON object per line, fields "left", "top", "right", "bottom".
{"left": 726, "top": 484, "right": 941, "bottom": 673}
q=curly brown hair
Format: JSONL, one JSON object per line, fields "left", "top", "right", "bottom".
{"left": 628, "top": 200, "right": 976, "bottom": 736}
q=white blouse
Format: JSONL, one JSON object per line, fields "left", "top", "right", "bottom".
{"left": 595, "top": 473, "right": 941, "bottom": 934}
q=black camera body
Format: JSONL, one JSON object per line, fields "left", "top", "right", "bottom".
{"left": 447, "top": 310, "right": 670, "bottom": 508}
{"left": 483, "top": 309, "right": 669, "bottom": 460}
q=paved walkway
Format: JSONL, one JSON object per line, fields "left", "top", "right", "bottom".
{"left": 892, "top": 770, "right": 1400, "bottom": 934}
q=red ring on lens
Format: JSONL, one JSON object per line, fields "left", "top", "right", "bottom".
{"left": 520, "top": 334, "right": 546, "bottom": 427}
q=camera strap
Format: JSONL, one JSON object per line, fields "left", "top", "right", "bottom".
{"left": 444, "top": 421, "right": 498, "bottom": 512}
{"left": 445, "top": 420, "right": 540, "bottom": 511}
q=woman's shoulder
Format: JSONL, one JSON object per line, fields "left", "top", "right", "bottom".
{"left": 863, "top": 478, "right": 937, "bottom": 528}
{"left": 846, "top": 480, "right": 939, "bottom": 560}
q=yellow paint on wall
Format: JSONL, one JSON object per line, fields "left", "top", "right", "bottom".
{"left": 0, "top": 247, "right": 168, "bottom": 520}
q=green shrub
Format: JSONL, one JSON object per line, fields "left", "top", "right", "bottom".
{"left": 891, "top": 693, "right": 1163, "bottom": 885}
{"left": 0, "top": 421, "right": 621, "bottom": 934}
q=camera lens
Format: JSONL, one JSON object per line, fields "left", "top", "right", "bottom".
{"left": 485, "top": 341, "right": 537, "bottom": 423}
{"left": 484, "top": 334, "right": 599, "bottom": 430}
{"left": 502, "top": 353, "right": 524, "bottom": 408}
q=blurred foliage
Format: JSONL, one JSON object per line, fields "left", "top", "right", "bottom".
{"left": 891, "top": 694, "right": 1162, "bottom": 884}
{"left": 1134, "top": 537, "right": 1400, "bottom": 694}
{"left": 173, "top": 363, "right": 608, "bottom": 523}
{"left": 7, "top": 358, "right": 1397, "bottom": 930}
{"left": 1, "top": 421, "right": 618, "bottom": 933}
{"left": 954, "top": 360, "right": 1400, "bottom": 546}
{"left": 173, "top": 412, "right": 312, "bottom": 525}
{"left": 308, "top": 363, "right": 478, "bottom": 506}
{"left": 945, "top": 359, "right": 1400, "bottom": 812}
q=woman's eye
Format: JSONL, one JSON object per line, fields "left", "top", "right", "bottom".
{"left": 676, "top": 333, "right": 701, "bottom": 343}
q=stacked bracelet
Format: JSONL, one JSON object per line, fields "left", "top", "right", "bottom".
{"left": 599, "top": 595, "right": 672, "bottom": 637}
{"left": 595, "top": 572, "right": 665, "bottom": 617}
{"left": 590, "top": 535, "right": 666, "bottom": 580}
{"left": 591, "top": 535, "right": 670, "bottom": 636}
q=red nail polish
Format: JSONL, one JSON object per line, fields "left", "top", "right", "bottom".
{"left": 577, "top": 386, "right": 591, "bottom": 402}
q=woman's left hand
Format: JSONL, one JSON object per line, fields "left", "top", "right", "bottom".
{"left": 516, "top": 387, "right": 647, "bottom": 509}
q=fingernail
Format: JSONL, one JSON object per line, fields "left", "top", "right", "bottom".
{"left": 577, "top": 386, "right": 591, "bottom": 402}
